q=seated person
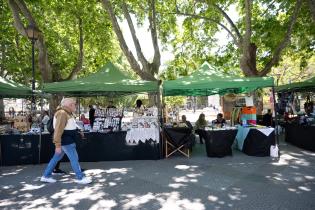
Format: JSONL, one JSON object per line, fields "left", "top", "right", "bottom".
{"left": 80, "top": 114, "right": 90, "bottom": 125}
{"left": 212, "top": 113, "right": 226, "bottom": 127}
{"left": 41, "top": 111, "right": 50, "bottom": 132}
{"left": 178, "top": 115, "right": 193, "bottom": 129}
{"left": 194, "top": 113, "right": 207, "bottom": 144}
{"left": 262, "top": 109, "right": 272, "bottom": 127}
{"left": 134, "top": 99, "right": 145, "bottom": 117}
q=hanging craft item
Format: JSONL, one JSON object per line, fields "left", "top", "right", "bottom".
{"left": 224, "top": 93, "right": 237, "bottom": 102}
{"left": 231, "top": 107, "right": 242, "bottom": 126}
{"left": 304, "top": 95, "right": 314, "bottom": 115}
{"left": 240, "top": 106, "right": 257, "bottom": 125}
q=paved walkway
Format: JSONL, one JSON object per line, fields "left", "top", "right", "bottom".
{"left": 1, "top": 140, "right": 315, "bottom": 210}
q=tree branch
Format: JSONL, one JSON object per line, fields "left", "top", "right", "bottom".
{"left": 196, "top": 0, "right": 242, "bottom": 41}
{"left": 0, "top": 43, "right": 5, "bottom": 77}
{"left": 66, "top": 17, "right": 84, "bottom": 80}
{"left": 101, "top": 0, "right": 156, "bottom": 80}
{"left": 7, "top": 0, "right": 27, "bottom": 36}
{"left": 259, "top": 0, "right": 302, "bottom": 76}
{"left": 121, "top": 1, "right": 150, "bottom": 71}
{"left": 243, "top": 0, "right": 252, "bottom": 47}
{"left": 175, "top": 11, "right": 240, "bottom": 47}
{"left": 148, "top": 0, "right": 161, "bottom": 75}
{"left": 14, "top": 0, "right": 36, "bottom": 26}
{"left": 8, "top": 0, "right": 53, "bottom": 82}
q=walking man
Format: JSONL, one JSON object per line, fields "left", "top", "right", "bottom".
{"left": 40, "top": 98, "right": 92, "bottom": 184}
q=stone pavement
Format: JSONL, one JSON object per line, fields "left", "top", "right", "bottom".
{"left": 1, "top": 140, "right": 315, "bottom": 210}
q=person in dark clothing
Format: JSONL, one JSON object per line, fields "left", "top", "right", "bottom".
{"left": 52, "top": 161, "right": 66, "bottom": 175}
{"left": 89, "top": 105, "right": 95, "bottom": 128}
{"left": 212, "top": 113, "right": 226, "bottom": 127}
{"left": 263, "top": 109, "right": 273, "bottom": 127}
{"left": 181, "top": 115, "right": 193, "bottom": 129}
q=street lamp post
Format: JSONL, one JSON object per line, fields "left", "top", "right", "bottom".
{"left": 26, "top": 24, "right": 40, "bottom": 115}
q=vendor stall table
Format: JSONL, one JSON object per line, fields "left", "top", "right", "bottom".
{"left": 0, "top": 134, "right": 40, "bottom": 166}
{"left": 283, "top": 124, "right": 315, "bottom": 152}
{"left": 235, "top": 127, "right": 275, "bottom": 156}
{"left": 201, "top": 129, "right": 237, "bottom": 158}
{"left": 0, "top": 132, "right": 160, "bottom": 166}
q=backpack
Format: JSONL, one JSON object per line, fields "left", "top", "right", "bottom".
{"left": 47, "top": 117, "right": 54, "bottom": 134}
{"left": 47, "top": 109, "right": 72, "bottom": 134}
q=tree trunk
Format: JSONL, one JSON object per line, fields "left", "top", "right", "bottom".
{"left": 49, "top": 95, "right": 62, "bottom": 114}
{"left": 240, "top": 43, "right": 258, "bottom": 76}
{"left": 253, "top": 91, "right": 263, "bottom": 115}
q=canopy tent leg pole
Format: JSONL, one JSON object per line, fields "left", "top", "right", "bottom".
{"left": 272, "top": 86, "right": 280, "bottom": 157}
{"left": 78, "top": 97, "right": 81, "bottom": 117}
{"left": 159, "top": 81, "right": 164, "bottom": 159}
{"left": 40, "top": 94, "right": 43, "bottom": 112}
{"left": 39, "top": 93, "right": 44, "bottom": 164}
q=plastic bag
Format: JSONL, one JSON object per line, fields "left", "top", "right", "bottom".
{"left": 270, "top": 145, "right": 279, "bottom": 158}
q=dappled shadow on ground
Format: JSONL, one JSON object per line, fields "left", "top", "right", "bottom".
{"left": 1, "top": 143, "right": 315, "bottom": 210}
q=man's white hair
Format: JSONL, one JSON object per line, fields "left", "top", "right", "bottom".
{"left": 60, "top": 97, "right": 76, "bottom": 107}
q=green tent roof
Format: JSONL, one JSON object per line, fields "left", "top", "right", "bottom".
{"left": 43, "top": 62, "right": 159, "bottom": 96}
{"left": 276, "top": 76, "right": 315, "bottom": 92}
{"left": 163, "top": 62, "right": 274, "bottom": 96}
{"left": 0, "top": 76, "right": 32, "bottom": 98}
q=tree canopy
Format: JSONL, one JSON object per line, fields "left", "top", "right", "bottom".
{"left": 2, "top": 0, "right": 120, "bottom": 85}
{"left": 1, "top": 0, "right": 314, "bottom": 90}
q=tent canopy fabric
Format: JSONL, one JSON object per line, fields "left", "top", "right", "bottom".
{"left": 163, "top": 62, "right": 274, "bottom": 96}
{"left": 43, "top": 62, "right": 159, "bottom": 96}
{"left": 276, "top": 76, "right": 315, "bottom": 92}
{"left": 0, "top": 76, "right": 32, "bottom": 98}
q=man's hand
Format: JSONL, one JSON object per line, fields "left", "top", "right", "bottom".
{"left": 80, "top": 131, "right": 86, "bottom": 139}
{"left": 55, "top": 147, "right": 62, "bottom": 154}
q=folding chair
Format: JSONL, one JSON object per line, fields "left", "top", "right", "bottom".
{"left": 163, "top": 127, "right": 193, "bottom": 158}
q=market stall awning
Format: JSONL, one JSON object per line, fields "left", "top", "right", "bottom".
{"left": 163, "top": 62, "right": 274, "bottom": 96}
{"left": 43, "top": 62, "right": 159, "bottom": 96}
{"left": 276, "top": 76, "right": 315, "bottom": 92}
{"left": 0, "top": 76, "right": 32, "bottom": 98}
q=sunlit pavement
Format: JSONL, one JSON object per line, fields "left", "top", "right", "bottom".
{"left": 1, "top": 136, "right": 315, "bottom": 210}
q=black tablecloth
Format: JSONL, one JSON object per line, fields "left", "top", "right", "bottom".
{"left": 1, "top": 132, "right": 160, "bottom": 166}
{"left": 284, "top": 124, "right": 315, "bottom": 152}
{"left": 0, "top": 134, "right": 40, "bottom": 166}
{"left": 77, "top": 132, "right": 159, "bottom": 161}
{"left": 162, "top": 127, "right": 195, "bottom": 157}
{"left": 201, "top": 129, "right": 237, "bottom": 158}
{"left": 242, "top": 129, "right": 275, "bottom": 156}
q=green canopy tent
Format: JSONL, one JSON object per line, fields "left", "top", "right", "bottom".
{"left": 163, "top": 62, "right": 274, "bottom": 96}
{"left": 0, "top": 76, "right": 32, "bottom": 98}
{"left": 43, "top": 62, "right": 159, "bottom": 96}
{"left": 163, "top": 62, "right": 279, "bottom": 147}
{"left": 276, "top": 76, "right": 315, "bottom": 92}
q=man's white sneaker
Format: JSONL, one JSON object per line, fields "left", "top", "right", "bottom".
{"left": 40, "top": 176, "right": 57, "bottom": 183}
{"left": 75, "top": 177, "right": 92, "bottom": 184}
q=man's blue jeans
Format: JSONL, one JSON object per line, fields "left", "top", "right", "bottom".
{"left": 43, "top": 143, "right": 84, "bottom": 180}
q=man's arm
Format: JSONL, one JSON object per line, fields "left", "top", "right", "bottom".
{"left": 53, "top": 111, "right": 68, "bottom": 148}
